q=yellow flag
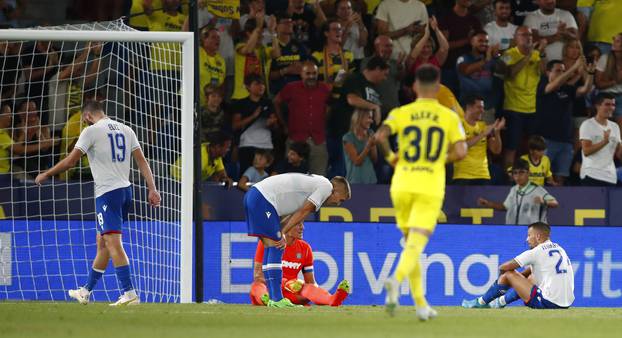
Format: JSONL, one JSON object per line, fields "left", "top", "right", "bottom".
{"left": 205, "top": 0, "right": 240, "bottom": 19}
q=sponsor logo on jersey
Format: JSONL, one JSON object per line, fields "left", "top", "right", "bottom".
{"left": 265, "top": 211, "right": 271, "bottom": 219}
{"left": 282, "top": 260, "right": 301, "bottom": 269}
{"left": 102, "top": 205, "right": 107, "bottom": 212}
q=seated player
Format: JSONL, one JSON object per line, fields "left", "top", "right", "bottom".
{"left": 249, "top": 222, "right": 350, "bottom": 306}
{"left": 462, "top": 222, "right": 574, "bottom": 309}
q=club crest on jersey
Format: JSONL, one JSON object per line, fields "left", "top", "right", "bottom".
{"left": 296, "top": 253, "right": 302, "bottom": 259}
{"left": 102, "top": 205, "right": 107, "bottom": 212}
{"left": 265, "top": 211, "right": 271, "bottom": 219}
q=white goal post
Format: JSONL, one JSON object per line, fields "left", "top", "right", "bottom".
{"left": 0, "top": 24, "right": 194, "bottom": 303}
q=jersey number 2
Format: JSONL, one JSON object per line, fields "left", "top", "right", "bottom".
{"left": 403, "top": 126, "right": 445, "bottom": 162}
{"left": 549, "top": 250, "right": 567, "bottom": 274}
{"left": 107, "top": 133, "right": 126, "bottom": 162}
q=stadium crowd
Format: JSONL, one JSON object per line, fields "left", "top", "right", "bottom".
{"left": 1, "top": 0, "right": 622, "bottom": 188}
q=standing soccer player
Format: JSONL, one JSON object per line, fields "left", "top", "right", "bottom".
{"left": 35, "top": 100, "right": 161, "bottom": 306}
{"left": 375, "top": 65, "right": 467, "bottom": 320}
{"left": 245, "top": 173, "right": 351, "bottom": 308}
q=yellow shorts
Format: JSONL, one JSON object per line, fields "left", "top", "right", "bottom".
{"left": 390, "top": 191, "right": 443, "bottom": 233}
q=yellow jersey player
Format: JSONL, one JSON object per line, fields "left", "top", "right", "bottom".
{"left": 375, "top": 65, "right": 467, "bottom": 321}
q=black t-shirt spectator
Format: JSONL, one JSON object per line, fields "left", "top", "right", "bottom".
{"left": 270, "top": 39, "right": 310, "bottom": 96}
{"left": 329, "top": 72, "right": 382, "bottom": 138}
{"left": 292, "top": 6, "right": 320, "bottom": 50}
{"left": 438, "top": 9, "right": 481, "bottom": 70}
{"left": 272, "top": 159, "right": 309, "bottom": 175}
{"left": 536, "top": 77, "right": 576, "bottom": 143}
{"left": 232, "top": 96, "right": 275, "bottom": 145}
{"left": 20, "top": 43, "right": 58, "bottom": 111}
{"left": 511, "top": 0, "right": 539, "bottom": 26}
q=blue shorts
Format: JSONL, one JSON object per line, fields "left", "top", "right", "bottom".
{"left": 525, "top": 286, "right": 568, "bottom": 309}
{"left": 244, "top": 187, "right": 281, "bottom": 241}
{"left": 95, "top": 186, "right": 132, "bottom": 235}
{"left": 544, "top": 139, "right": 573, "bottom": 177}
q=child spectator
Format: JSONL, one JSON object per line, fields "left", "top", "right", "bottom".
{"left": 478, "top": 158, "right": 559, "bottom": 225}
{"left": 519, "top": 135, "right": 556, "bottom": 186}
{"left": 271, "top": 141, "right": 310, "bottom": 175}
{"left": 238, "top": 149, "right": 273, "bottom": 192}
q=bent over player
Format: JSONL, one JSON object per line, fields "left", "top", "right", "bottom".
{"left": 36, "top": 101, "right": 161, "bottom": 306}
{"left": 375, "top": 65, "right": 467, "bottom": 320}
{"left": 244, "top": 173, "right": 351, "bottom": 308}
{"left": 249, "top": 222, "right": 350, "bottom": 306}
{"left": 462, "top": 222, "right": 574, "bottom": 309}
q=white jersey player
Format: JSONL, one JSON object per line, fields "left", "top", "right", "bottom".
{"left": 244, "top": 173, "right": 351, "bottom": 308}
{"left": 36, "top": 100, "right": 161, "bottom": 306}
{"left": 463, "top": 222, "right": 574, "bottom": 309}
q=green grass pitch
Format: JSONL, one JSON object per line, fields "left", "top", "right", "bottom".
{"left": 1, "top": 303, "right": 620, "bottom": 338}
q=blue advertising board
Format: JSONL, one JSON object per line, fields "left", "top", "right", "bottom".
{"left": 205, "top": 222, "right": 622, "bottom": 307}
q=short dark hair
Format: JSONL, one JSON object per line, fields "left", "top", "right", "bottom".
{"left": 470, "top": 29, "right": 488, "bottom": 39}
{"left": 206, "top": 131, "right": 232, "bottom": 146}
{"left": 415, "top": 65, "right": 440, "bottom": 86}
{"left": 528, "top": 222, "right": 551, "bottom": 235}
{"left": 493, "top": 0, "right": 511, "bottom": 6}
{"left": 528, "top": 135, "right": 547, "bottom": 151}
{"left": 463, "top": 94, "right": 484, "bottom": 108}
{"left": 594, "top": 92, "right": 616, "bottom": 106}
{"left": 243, "top": 18, "right": 258, "bottom": 33}
{"left": 364, "top": 56, "right": 389, "bottom": 71}
{"left": 289, "top": 141, "right": 310, "bottom": 159}
{"left": 244, "top": 74, "right": 264, "bottom": 87}
{"left": 82, "top": 100, "right": 105, "bottom": 114}
{"left": 513, "top": 158, "right": 530, "bottom": 172}
{"left": 255, "top": 149, "right": 274, "bottom": 164}
{"left": 546, "top": 59, "right": 564, "bottom": 72}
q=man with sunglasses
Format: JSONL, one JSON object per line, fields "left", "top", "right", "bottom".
{"left": 477, "top": 158, "right": 558, "bottom": 225}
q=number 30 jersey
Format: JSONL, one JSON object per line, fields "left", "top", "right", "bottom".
{"left": 514, "top": 240, "right": 575, "bottom": 307}
{"left": 75, "top": 118, "right": 141, "bottom": 197}
{"left": 383, "top": 98, "right": 465, "bottom": 197}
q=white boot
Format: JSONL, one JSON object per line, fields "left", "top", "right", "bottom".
{"left": 384, "top": 278, "right": 400, "bottom": 317}
{"left": 109, "top": 290, "right": 140, "bottom": 307}
{"left": 68, "top": 287, "right": 91, "bottom": 305}
{"left": 415, "top": 305, "right": 438, "bottom": 321}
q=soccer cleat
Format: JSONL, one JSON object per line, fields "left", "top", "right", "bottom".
{"left": 109, "top": 290, "right": 140, "bottom": 307}
{"left": 461, "top": 298, "right": 490, "bottom": 309}
{"left": 330, "top": 280, "right": 351, "bottom": 306}
{"left": 337, "top": 279, "right": 350, "bottom": 294}
{"left": 489, "top": 298, "right": 506, "bottom": 309}
{"left": 260, "top": 293, "right": 270, "bottom": 306}
{"left": 415, "top": 305, "right": 438, "bottom": 321}
{"left": 68, "top": 287, "right": 91, "bottom": 305}
{"left": 266, "top": 298, "right": 302, "bottom": 308}
{"left": 384, "top": 278, "right": 399, "bottom": 317}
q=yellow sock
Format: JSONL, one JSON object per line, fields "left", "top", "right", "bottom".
{"left": 394, "top": 231, "right": 429, "bottom": 284}
{"left": 409, "top": 261, "right": 428, "bottom": 308}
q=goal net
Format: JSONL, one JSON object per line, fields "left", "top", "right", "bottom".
{"left": 0, "top": 19, "right": 194, "bottom": 303}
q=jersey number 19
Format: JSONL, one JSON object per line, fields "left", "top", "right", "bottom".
{"left": 107, "top": 133, "right": 126, "bottom": 162}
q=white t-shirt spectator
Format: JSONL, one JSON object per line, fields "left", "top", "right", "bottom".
{"left": 524, "top": 8, "right": 577, "bottom": 61}
{"left": 579, "top": 117, "right": 621, "bottom": 184}
{"left": 484, "top": 21, "right": 517, "bottom": 51}
{"left": 375, "top": 0, "right": 428, "bottom": 57}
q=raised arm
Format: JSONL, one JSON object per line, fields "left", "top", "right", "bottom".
{"left": 477, "top": 197, "right": 507, "bottom": 211}
{"left": 132, "top": 148, "right": 161, "bottom": 206}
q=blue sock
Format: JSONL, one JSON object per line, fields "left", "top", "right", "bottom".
{"left": 501, "top": 288, "right": 520, "bottom": 305}
{"left": 115, "top": 265, "right": 134, "bottom": 292}
{"left": 264, "top": 246, "right": 284, "bottom": 301}
{"left": 482, "top": 279, "right": 510, "bottom": 303}
{"left": 84, "top": 268, "right": 104, "bottom": 291}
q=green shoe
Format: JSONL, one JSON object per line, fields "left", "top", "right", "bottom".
{"left": 267, "top": 298, "right": 302, "bottom": 308}
{"left": 337, "top": 280, "right": 350, "bottom": 294}
{"left": 260, "top": 293, "right": 270, "bottom": 306}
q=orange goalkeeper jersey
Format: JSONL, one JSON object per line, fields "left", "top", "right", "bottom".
{"left": 254, "top": 239, "right": 314, "bottom": 280}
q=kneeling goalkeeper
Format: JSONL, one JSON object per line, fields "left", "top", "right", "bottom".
{"left": 250, "top": 222, "right": 350, "bottom": 306}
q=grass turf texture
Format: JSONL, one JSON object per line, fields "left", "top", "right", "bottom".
{"left": 1, "top": 303, "right": 620, "bottom": 338}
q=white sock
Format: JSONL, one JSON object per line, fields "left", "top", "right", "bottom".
{"left": 477, "top": 297, "right": 486, "bottom": 305}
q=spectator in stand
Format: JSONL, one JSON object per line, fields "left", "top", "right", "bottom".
{"left": 361, "top": 35, "right": 404, "bottom": 120}
{"left": 509, "top": 0, "right": 539, "bottom": 26}
{"left": 478, "top": 158, "right": 558, "bottom": 225}
{"left": 12, "top": 100, "right": 57, "bottom": 178}
{"left": 312, "top": 19, "right": 354, "bottom": 97}
{"left": 523, "top": 0, "right": 578, "bottom": 62}
{"left": 238, "top": 149, "right": 273, "bottom": 192}
{"left": 561, "top": 38, "right": 585, "bottom": 87}
{"left": 577, "top": 0, "right": 622, "bottom": 55}
{"left": 536, "top": 59, "right": 594, "bottom": 185}
{"left": 269, "top": 11, "right": 310, "bottom": 96}
{"left": 320, "top": 0, "right": 368, "bottom": 19}
{"left": 232, "top": 75, "right": 279, "bottom": 175}
{"left": 518, "top": 135, "right": 556, "bottom": 186}
{"left": 271, "top": 141, "right": 310, "bottom": 175}
{"left": 595, "top": 33, "right": 622, "bottom": 129}
{"left": 328, "top": 56, "right": 387, "bottom": 178}
{"left": 241, "top": 0, "right": 274, "bottom": 46}
{"left": 0, "top": 104, "right": 13, "bottom": 176}
{"left": 456, "top": 30, "right": 500, "bottom": 122}
{"left": 198, "top": 27, "right": 226, "bottom": 108}
{"left": 484, "top": 0, "right": 517, "bottom": 51}
{"left": 405, "top": 17, "right": 449, "bottom": 74}
{"left": 20, "top": 41, "right": 59, "bottom": 114}
{"left": 0, "top": 42, "right": 20, "bottom": 100}
{"left": 438, "top": 0, "right": 483, "bottom": 96}
{"left": 232, "top": 16, "right": 281, "bottom": 100}
{"left": 286, "top": 0, "right": 328, "bottom": 51}
{"left": 453, "top": 94, "right": 504, "bottom": 185}
{"left": 343, "top": 109, "right": 378, "bottom": 184}
{"left": 499, "top": 26, "right": 547, "bottom": 169}
{"left": 171, "top": 131, "right": 233, "bottom": 186}
{"left": 200, "top": 85, "right": 229, "bottom": 138}
{"left": 375, "top": 0, "right": 428, "bottom": 58}
{"left": 274, "top": 61, "right": 330, "bottom": 175}
{"left": 556, "top": 0, "right": 588, "bottom": 41}
{"left": 335, "top": 0, "right": 368, "bottom": 68}
{"left": 470, "top": 0, "right": 496, "bottom": 27}
{"left": 579, "top": 93, "right": 622, "bottom": 186}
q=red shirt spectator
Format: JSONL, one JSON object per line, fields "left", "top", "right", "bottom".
{"left": 277, "top": 80, "right": 331, "bottom": 144}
